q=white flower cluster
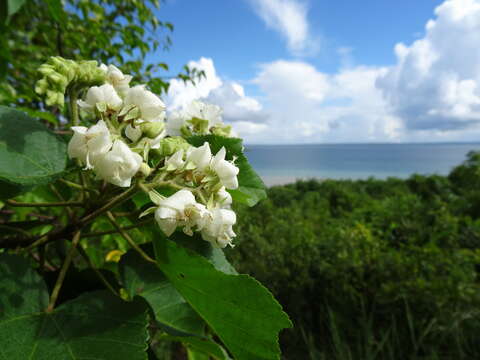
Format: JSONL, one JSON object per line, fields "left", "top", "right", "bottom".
{"left": 167, "top": 101, "right": 234, "bottom": 138}
{"left": 66, "top": 63, "right": 239, "bottom": 247}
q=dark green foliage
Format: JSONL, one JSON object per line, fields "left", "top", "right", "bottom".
{"left": 228, "top": 152, "right": 480, "bottom": 359}
{"left": 0, "top": 0, "right": 203, "bottom": 109}
{"left": 0, "top": 254, "right": 150, "bottom": 360}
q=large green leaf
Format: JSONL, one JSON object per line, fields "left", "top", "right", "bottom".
{"left": 119, "top": 231, "right": 236, "bottom": 336}
{"left": 0, "top": 106, "right": 67, "bottom": 199}
{"left": 120, "top": 249, "right": 205, "bottom": 337}
{"left": 0, "top": 254, "right": 149, "bottom": 360}
{"left": 153, "top": 236, "right": 292, "bottom": 360}
{"left": 169, "top": 231, "right": 237, "bottom": 275}
{"left": 187, "top": 135, "right": 267, "bottom": 207}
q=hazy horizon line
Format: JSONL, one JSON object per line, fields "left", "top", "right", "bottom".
{"left": 244, "top": 141, "right": 480, "bottom": 147}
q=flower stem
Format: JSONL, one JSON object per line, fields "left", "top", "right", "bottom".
{"left": 69, "top": 88, "right": 80, "bottom": 126}
{"left": 78, "top": 184, "right": 139, "bottom": 226}
{"left": 46, "top": 231, "right": 81, "bottom": 313}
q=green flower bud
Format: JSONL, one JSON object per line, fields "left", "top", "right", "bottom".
{"left": 212, "top": 124, "right": 233, "bottom": 137}
{"left": 138, "top": 163, "right": 152, "bottom": 177}
{"left": 180, "top": 125, "right": 193, "bottom": 137}
{"left": 189, "top": 117, "right": 210, "bottom": 134}
{"left": 141, "top": 121, "right": 165, "bottom": 139}
{"left": 154, "top": 136, "right": 190, "bottom": 157}
{"left": 35, "top": 56, "right": 106, "bottom": 109}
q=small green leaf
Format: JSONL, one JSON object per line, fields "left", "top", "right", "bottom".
{"left": 164, "top": 335, "right": 231, "bottom": 360}
{"left": 154, "top": 236, "right": 292, "bottom": 360}
{"left": 0, "top": 106, "right": 67, "bottom": 199}
{"left": 187, "top": 135, "right": 267, "bottom": 206}
{"left": 0, "top": 254, "right": 149, "bottom": 360}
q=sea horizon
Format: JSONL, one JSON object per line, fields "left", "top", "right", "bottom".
{"left": 243, "top": 142, "right": 480, "bottom": 186}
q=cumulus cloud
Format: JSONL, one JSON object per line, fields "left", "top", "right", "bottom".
{"left": 167, "top": 57, "right": 403, "bottom": 144}
{"left": 377, "top": 0, "right": 480, "bottom": 132}
{"left": 248, "top": 0, "right": 318, "bottom": 55}
{"left": 252, "top": 60, "right": 402, "bottom": 143}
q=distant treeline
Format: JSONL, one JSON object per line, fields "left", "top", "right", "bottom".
{"left": 227, "top": 151, "right": 480, "bottom": 360}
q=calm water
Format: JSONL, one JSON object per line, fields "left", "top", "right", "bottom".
{"left": 244, "top": 143, "right": 480, "bottom": 186}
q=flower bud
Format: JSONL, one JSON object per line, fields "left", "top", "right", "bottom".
{"left": 153, "top": 136, "right": 190, "bottom": 157}
{"left": 138, "top": 162, "right": 152, "bottom": 177}
{"left": 212, "top": 124, "right": 233, "bottom": 137}
{"left": 36, "top": 57, "right": 106, "bottom": 109}
{"left": 141, "top": 121, "right": 165, "bottom": 139}
{"left": 125, "top": 124, "right": 143, "bottom": 142}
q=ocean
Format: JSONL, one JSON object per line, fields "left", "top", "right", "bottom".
{"left": 244, "top": 143, "right": 480, "bottom": 186}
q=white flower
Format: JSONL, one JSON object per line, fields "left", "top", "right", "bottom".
{"left": 68, "top": 120, "right": 112, "bottom": 169}
{"left": 124, "top": 85, "right": 165, "bottom": 122}
{"left": 186, "top": 142, "right": 212, "bottom": 171}
{"left": 216, "top": 187, "right": 232, "bottom": 208}
{"left": 211, "top": 147, "right": 239, "bottom": 189}
{"left": 101, "top": 64, "right": 132, "bottom": 97}
{"left": 183, "top": 202, "right": 210, "bottom": 236}
{"left": 93, "top": 140, "right": 142, "bottom": 187}
{"left": 201, "top": 208, "right": 236, "bottom": 248}
{"left": 125, "top": 124, "right": 142, "bottom": 142}
{"left": 184, "top": 100, "right": 222, "bottom": 126}
{"left": 77, "top": 84, "right": 123, "bottom": 113}
{"left": 165, "top": 149, "right": 185, "bottom": 171}
{"left": 166, "top": 111, "right": 186, "bottom": 136}
{"left": 154, "top": 190, "right": 204, "bottom": 236}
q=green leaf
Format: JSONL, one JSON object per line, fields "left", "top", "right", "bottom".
{"left": 187, "top": 135, "right": 243, "bottom": 156}
{"left": 7, "top": 0, "right": 26, "bottom": 16}
{"left": 187, "top": 135, "right": 267, "bottom": 207}
{"left": 170, "top": 231, "right": 237, "bottom": 275}
{"left": 0, "top": 0, "right": 26, "bottom": 24}
{"left": 120, "top": 249, "right": 206, "bottom": 337}
{"left": 119, "top": 231, "right": 236, "bottom": 336}
{"left": 45, "top": 0, "right": 64, "bottom": 23}
{"left": 0, "top": 253, "right": 149, "bottom": 359}
{"left": 164, "top": 335, "right": 231, "bottom": 360}
{"left": 0, "top": 106, "right": 67, "bottom": 199}
{"left": 153, "top": 236, "right": 292, "bottom": 360}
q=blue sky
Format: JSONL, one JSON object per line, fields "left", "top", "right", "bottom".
{"left": 152, "top": 0, "right": 480, "bottom": 144}
{"left": 158, "top": 0, "right": 440, "bottom": 76}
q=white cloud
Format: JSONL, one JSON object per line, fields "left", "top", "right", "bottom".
{"left": 167, "top": 57, "right": 402, "bottom": 144}
{"left": 252, "top": 60, "right": 402, "bottom": 143}
{"left": 167, "top": 58, "right": 221, "bottom": 109}
{"left": 377, "top": 0, "right": 480, "bottom": 132}
{"left": 248, "top": 0, "right": 318, "bottom": 55}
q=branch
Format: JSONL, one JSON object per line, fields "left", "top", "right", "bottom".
{"left": 6, "top": 199, "right": 84, "bottom": 207}
{"left": 46, "top": 230, "right": 82, "bottom": 312}
{"left": 106, "top": 211, "right": 155, "bottom": 263}
{"left": 82, "top": 218, "right": 152, "bottom": 238}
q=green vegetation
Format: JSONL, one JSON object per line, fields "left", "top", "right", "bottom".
{"left": 228, "top": 151, "right": 480, "bottom": 359}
